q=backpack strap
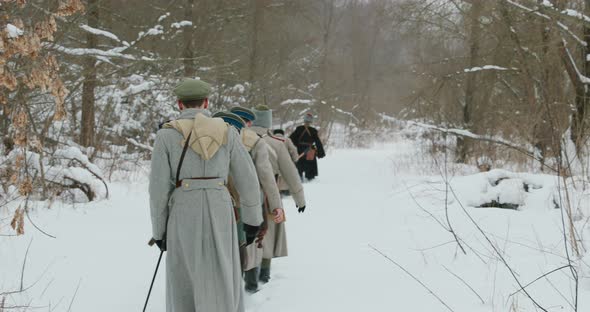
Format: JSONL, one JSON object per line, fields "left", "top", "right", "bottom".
{"left": 298, "top": 125, "right": 312, "bottom": 142}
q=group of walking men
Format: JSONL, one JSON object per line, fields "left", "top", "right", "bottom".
{"left": 148, "top": 78, "right": 325, "bottom": 312}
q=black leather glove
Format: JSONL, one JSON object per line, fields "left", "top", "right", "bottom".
{"left": 298, "top": 206, "right": 306, "bottom": 213}
{"left": 243, "top": 224, "right": 260, "bottom": 245}
{"left": 155, "top": 240, "right": 167, "bottom": 252}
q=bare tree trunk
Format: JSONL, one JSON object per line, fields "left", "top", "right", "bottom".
{"left": 534, "top": 0, "right": 561, "bottom": 167}
{"left": 456, "top": 1, "right": 483, "bottom": 163}
{"left": 554, "top": 0, "right": 590, "bottom": 156}
{"left": 318, "top": 0, "right": 335, "bottom": 132}
{"left": 248, "top": 0, "right": 266, "bottom": 85}
{"left": 183, "top": 0, "right": 196, "bottom": 77}
{"left": 80, "top": 0, "right": 98, "bottom": 147}
{"left": 571, "top": 0, "right": 590, "bottom": 154}
{"left": 349, "top": 0, "right": 363, "bottom": 107}
{"left": 359, "top": 2, "right": 384, "bottom": 128}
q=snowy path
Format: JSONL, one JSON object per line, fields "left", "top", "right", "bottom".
{"left": 246, "top": 146, "right": 441, "bottom": 311}
{"left": 1, "top": 142, "right": 589, "bottom": 311}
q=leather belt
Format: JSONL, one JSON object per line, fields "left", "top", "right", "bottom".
{"left": 176, "top": 177, "right": 221, "bottom": 188}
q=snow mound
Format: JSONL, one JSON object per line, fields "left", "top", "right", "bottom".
{"left": 452, "top": 169, "right": 558, "bottom": 211}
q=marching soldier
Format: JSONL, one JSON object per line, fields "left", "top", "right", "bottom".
{"left": 273, "top": 129, "right": 299, "bottom": 162}
{"left": 239, "top": 105, "right": 306, "bottom": 285}
{"left": 273, "top": 129, "right": 298, "bottom": 196}
{"left": 214, "top": 111, "right": 285, "bottom": 293}
{"left": 290, "top": 113, "right": 325, "bottom": 181}
{"left": 149, "top": 79, "right": 262, "bottom": 312}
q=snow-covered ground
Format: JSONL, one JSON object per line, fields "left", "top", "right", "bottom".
{"left": 1, "top": 136, "right": 589, "bottom": 311}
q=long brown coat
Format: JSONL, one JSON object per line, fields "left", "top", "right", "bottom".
{"left": 274, "top": 133, "right": 299, "bottom": 191}
{"left": 241, "top": 129, "right": 282, "bottom": 211}
{"left": 275, "top": 133, "right": 299, "bottom": 162}
{"left": 250, "top": 126, "right": 306, "bottom": 258}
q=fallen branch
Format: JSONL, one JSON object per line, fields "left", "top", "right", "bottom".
{"left": 70, "top": 158, "right": 109, "bottom": 199}
{"left": 407, "top": 121, "right": 534, "bottom": 157}
{"left": 407, "top": 121, "right": 556, "bottom": 172}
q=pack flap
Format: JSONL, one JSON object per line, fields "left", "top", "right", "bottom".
{"left": 163, "top": 113, "right": 228, "bottom": 160}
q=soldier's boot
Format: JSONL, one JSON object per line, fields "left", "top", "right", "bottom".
{"left": 259, "top": 259, "right": 271, "bottom": 283}
{"left": 244, "top": 268, "right": 259, "bottom": 293}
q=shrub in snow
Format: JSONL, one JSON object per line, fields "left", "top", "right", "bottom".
{"left": 477, "top": 156, "right": 492, "bottom": 172}
{"left": 3, "top": 147, "right": 108, "bottom": 203}
{"left": 50, "top": 147, "right": 108, "bottom": 201}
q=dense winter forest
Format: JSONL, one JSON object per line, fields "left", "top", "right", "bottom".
{"left": 2, "top": 0, "right": 590, "bottom": 311}
{"left": 3, "top": 0, "right": 590, "bottom": 200}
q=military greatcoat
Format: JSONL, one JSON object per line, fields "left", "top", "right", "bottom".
{"left": 250, "top": 126, "right": 306, "bottom": 258}
{"left": 150, "top": 108, "right": 262, "bottom": 312}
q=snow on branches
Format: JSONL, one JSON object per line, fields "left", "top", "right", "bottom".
{"left": 4, "top": 146, "right": 109, "bottom": 203}
{"left": 79, "top": 24, "right": 120, "bottom": 42}
{"left": 0, "top": 1, "right": 85, "bottom": 236}
{"left": 463, "top": 65, "right": 515, "bottom": 73}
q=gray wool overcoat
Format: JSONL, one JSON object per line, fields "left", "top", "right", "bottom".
{"left": 149, "top": 108, "right": 262, "bottom": 312}
{"left": 250, "top": 126, "right": 306, "bottom": 259}
{"left": 242, "top": 129, "right": 282, "bottom": 211}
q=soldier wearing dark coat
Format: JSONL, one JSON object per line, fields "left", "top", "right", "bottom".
{"left": 289, "top": 113, "right": 325, "bottom": 181}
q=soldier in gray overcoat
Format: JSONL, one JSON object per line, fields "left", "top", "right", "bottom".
{"left": 214, "top": 111, "right": 285, "bottom": 292}
{"left": 235, "top": 105, "right": 306, "bottom": 285}
{"left": 273, "top": 128, "right": 299, "bottom": 195}
{"left": 149, "top": 79, "right": 263, "bottom": 312}
{"left": 273, "top": 129, "right": 299, "bottom": 162}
